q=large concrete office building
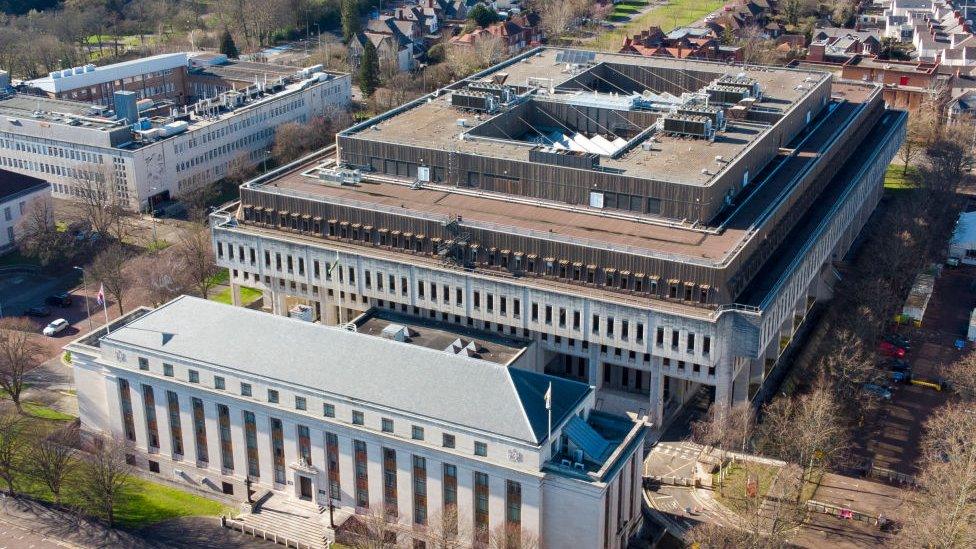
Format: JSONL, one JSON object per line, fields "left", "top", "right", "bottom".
{"left": 1, "top": 54, "right": 351, "bottom": 210}
{"left": 67, "top": 296, "right": 645, "bottom": 548}
{"left": 210, "top": 47, "right": 906, "bottom": 428}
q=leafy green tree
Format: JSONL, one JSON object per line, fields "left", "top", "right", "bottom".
{"left": 468, "top": 4, "right": 500, "bottom": 28}
{"left": 341, "top": 0, "right": 362, "bottom": 43}
{"left": 219, "top": 30, "right": 239, "bottom": 59}
{"left": 359, "top": 38, "right": 380, "bottom": 98}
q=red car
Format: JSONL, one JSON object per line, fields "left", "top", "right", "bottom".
{"left": 879, "top": 341, "right": 907, "bottom": 358}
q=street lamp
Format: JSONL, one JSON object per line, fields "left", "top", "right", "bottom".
{"left": 327, "top": 494, "right": 336, "bottom": 528}
{"left": 73, "top": 266, "right": 94, "bottom": 332}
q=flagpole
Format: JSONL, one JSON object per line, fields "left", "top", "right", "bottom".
{"left": 102, "top": 294, "right": 111, "bottom": 334}
{"left": 545, "top": 381, "right": 552, "bottom": 444}
{"left": 335, "top": 250, "right": 344, "bottom": 326}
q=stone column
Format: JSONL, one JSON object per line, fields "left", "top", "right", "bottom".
{"left": 128, "top": 380, "right": 149, "bottom": 452}
{"left": 153, "top": 386, "right": 173, "bottom": 458}
{"left": 648, "top": 367, "right": 665, "bottom": 428}
{"left": 396, "top": 449, "right": 413, "bottom": 523}
{"left": 229, "top": 404, "right": 248, "bottom": 479}
{"left": 231, "top": 283, "right": 243, "bottom": 307}
{"left": 337, "top": 434, "right": 356, "bottom": 508}
{"left": 254, "top": 411, "right": 276, "bottom": 487}
{"left": 203, "top": 399, "right": 223, "bottom": 470}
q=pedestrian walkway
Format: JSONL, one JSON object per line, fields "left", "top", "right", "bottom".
{"left": 0, "top": 496, "right": 154, "bottom": 548}
{"left": 230, "top": 494, "right": 340, "bottom": 549}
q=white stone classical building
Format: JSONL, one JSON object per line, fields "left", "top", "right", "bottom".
{"left": 67, "top": 297, "right": 645, "bottom": 548}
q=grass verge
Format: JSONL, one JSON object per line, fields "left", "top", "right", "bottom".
{"left": 884, "top": 163, "right": 918, "bottom": 189}
{"left": 712, "top": 460, "right": 780, "bottom": 516}
{"left": 23, "top": 402, "right": 76, "bottom": 421}
{"left": 210, "top": 285, "right": 263, "bottom": 305}
{"left": 591, "top": 0, "right": 727, "bottom": 51}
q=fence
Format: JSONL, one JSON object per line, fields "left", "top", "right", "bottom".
{"left": 866, "top": 464, "right": 918, "bottom": 487}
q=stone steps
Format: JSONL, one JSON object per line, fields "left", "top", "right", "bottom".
{"left": 240, "top": 502, "right": 330, "bottom": 549}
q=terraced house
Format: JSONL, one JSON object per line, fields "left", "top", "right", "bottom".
{"left": 210, "top": 47, "right": 906, "bottom": 430}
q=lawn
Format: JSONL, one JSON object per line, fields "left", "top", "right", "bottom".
{"left": 207, "top": 268, "right": 230, "bottom": 287}
{"left": 591, "top": 0, "right": 727, "bottom": 51}
{"left": 23, "top": 401, "right": 76, "bottom": 421}
{"left": 712, "top": 460, "right": 781, "bottom": 516}
{"left": 16, "top": 468, "right": 232, "bottom": 529}
{"left": 884, "top": 163, "right": 919, "bottom": 189}
{"left": 210, "top": 285, "right": 263, "bottom": 305}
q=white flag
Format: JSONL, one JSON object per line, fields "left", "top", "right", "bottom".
{"left": 544, "top": 382, "right": 552, "bottom": 410}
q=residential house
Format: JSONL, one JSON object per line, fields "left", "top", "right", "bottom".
{"left": 619, "top": 26, "right": 741, "bottom": 62}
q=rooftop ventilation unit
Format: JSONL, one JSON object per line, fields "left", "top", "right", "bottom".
{"left": 677, "top": 105, "right": 726, "bottom": 131}
{"left": 467, "top": 82, "right": 515, "bottom": 103}
{"left": 318, "top": 166, "right": 362, "bottom": 187}
{"left": 661, "top": 114, "right": 714, "bottom": 140}
{"left": 451, "top": 91, "right": 498, "bottom": 113}
{"left": 705, "top": 85, "right": 750, "bottom": 106}
{"left": 715, "top": 74, "right": 763, "bottom": 99}
{"left": 381, "top": 323, "right": 410, "bottom": 342}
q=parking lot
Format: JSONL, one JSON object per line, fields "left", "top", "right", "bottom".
{"left": 851, "top": 264, "right": 975, "bottom": 477}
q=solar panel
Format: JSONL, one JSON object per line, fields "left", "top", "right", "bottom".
{"left": 555, "top": 50, "right": 596, "bottom": 64}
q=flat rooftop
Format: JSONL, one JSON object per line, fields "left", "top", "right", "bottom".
{"left": 260, "top": 87, "right": 870, "bottom": 264}
{"left": 354, "top": 307, "right": 529, "bottom": 365}
{"left": 189, "top": 59, "right": 299, "bottom": 82}
{"left": 0, "top": 94, "right": 123, "bottom": 130}
{"left": 343, "top": 48, "right": 829, "bottom": 187}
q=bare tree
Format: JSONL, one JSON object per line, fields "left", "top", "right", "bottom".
{"left": 488, "top": 523, "right": 540, "bottom": 549}
{"left": 89, "top": 243, "right": 131, "bottom": 316}
{"left": 339, "top": 505, "right": 408, "bottom": 548}
{"left": 529, "top": 0, "right": 589, "bottom": 44}
{"left": 0, "top": 317, "right": 43, "bottom": 414}
{"left": 693, "top": 401, "right": 755, "bottom": 453}
{"left": 67, "top": 169, "right": 129, "bottom": 242}
{"left": 176, "top": 228, "right": 221, "bottom": 298}
{"left": 80, "top": 437, "right": 134, "bottom": 528}
{"left": 129, "top": 252, "right": 188, "bottom": 307}
{"left": 0, "top": 412, "right": 27, "bottom": 495}
{"left": 895, "top": 401, "right": 976, "bottom": 548}
{"left": 29, "top": 423, "right": 81, "bottom": 505}
{"left": 16, "top": 197, "right": 76, "bottom": 268}
{"left": 946, "top": 351, "right": 976, "bottom": 401}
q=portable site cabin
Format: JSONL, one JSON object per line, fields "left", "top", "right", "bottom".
{"left": 949, "top": 211, "right": 976, "bottom": 265}
{"left": 902, "top": 273, "right": 935, "bottom": 326}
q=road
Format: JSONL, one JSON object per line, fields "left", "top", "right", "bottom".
{"left": 0, "top": 516, "right": 75, "bottom": 549}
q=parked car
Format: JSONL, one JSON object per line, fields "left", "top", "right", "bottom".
{"left": 45, "top": 292, "right": 73, "bottom": 307}
{"left": 42, "top": 318, "right": 69, "bottom": 336}
{"left": 882, "top": 358, "right": 911, "bottom": 372}
{"left": 23, "top": 306, "right": 51, "bottom": 317}
{"left": 862, "top": 383, "right": 893, "bottom": 400}
{"left": 878, "top": 341, "right": 906, "bottom": 358}
{"left": 883, "top": 333, "right": 911, "bottom": 351}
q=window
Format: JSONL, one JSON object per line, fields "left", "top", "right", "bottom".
{"left": 443, "top": 464, "right": 458, "bottom": 534}
{"left": 637, "top": 323, "right": 644, "bottom": 342}
{"left": 506, "top": 480, "right": 522, "bottom": 538}
{"left": 297, "top": 424, "right": 312, "bottom": 466}
{"left": 703, "top": 336, "right": 711, "bottom": 355}
{"left": 382, "top": 418, "right": 394, "bottom": 433}
{"left": 592, "top": 314, "right": 600, "bottom": 334}
{"left": 656, "top": 327, "right": 664, "bottom": 346}
{"left": 413, "top": 455, "right": 427, "bottom": 525}
{"left": 354, "top": 440, "right": 369, "bottom": 508}
{"left": 241, "top": 382, "right": 252, "bottom": 397}
{"left": 412, "top": 425, "right": 425, "bottom": 440}
{"left": 531, "top": 302, "right": 538, "bottom": 322}
{"left": 214, "top": 376, "right": 225, "bottom": 390}
{"left": 295, "top": 396, "right": 307, "bottom": 411}
{"left": 353, "top": 410, "right": 364, "bottom": 425}
{"left": 607, "top": 317, "right": 615, "bottom": 337}
{"left": 192, "top": 397, "right": 208, "bottom": 463}
{"left": 513, "top": 298, "right": 520, "bottom": 317}
{"left": 149, "top": 460, "right": 160, "bottom": 473}
{"left": 687, "top": 333, "right": 696, "bottom": 353}
{"left": 545, "top": 305, "right": 552, "bottom": 324}
{"left": 474, "top": 441, "right": 487, "bottom": 457}
{"left": 473, "top": 291, "right": 480, "bottom": 309}
{"left": 188, "top": 370, "right": 199, "bottom": 383}
{"left": 217, "top": 404, "right": 234, "bottom": 470}
{"left": 163, "top": 364, "right": 174, "bottom": 377}
{"left": 323, "top": 403, "right": 335, "bottom": 417}
{"left": 622, "top": 320, "right": 629, "bottom": 340}
{"left": 138, "top": 357, "right": 149, "bottom": 371}
{"left": 474, "top": 472, "right": 489, "bottom": 543}
{"left": 244, "top": 411, "right": 259, "bottom": 478}
{"left": 326, "top": 432, "right": 341, "bottom": 499}
{"left": 573, "top": 310, "right": 581, "bottom": 330}
{"left": 142, "top": 385, "right": 159, "bottom": 449}
{"left": 267, "top": 389, "right": 279, "bottom": 404}
{"left": 271, "top": 418, "right": 285, "bottom": 484}
{"left": 672, "top": 330, "right": 679, "bottom": 349}
{"left": 442, "top": 433, "right": 456, "bottom": 448}
{"left": 166, "top": 391, "right": 183, "bottom": 457}
{"left": 383, "top": 447, "right": 398, "bottom": 518}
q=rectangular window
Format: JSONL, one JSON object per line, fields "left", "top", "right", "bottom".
{"left": 592, "top": 314, "right": 600, "bottom": 334}
{"left": 506, "top": 480, "right": 522, "bottom": 538}
{"left": 297, "top": 424, "right": 312, "bottom": 466}
{"left": 413, "top": 455, "right": 427, "bottom": 525}
{"left": 703, "top": 336, "right": 711, "bottom": 355}
{"left": 271, "top": 418, "right": 285, "bottom": 484}
{"left": 443, "top": 433, "right": 456, "bottom": 448}
{"left": 326, "top": 432, "right": 340, "bottom": 499}
{"left": 214, "top": 376, "right": 225, "bottom": 390}
{"left": 474, "top": 291, "right": 480, "bottom": 309}
{"left": 687, "top": 333, "right": 696, "bottom": 353}
{"left": 573, "top": 310, "right": 581, "bottom": 330}
{"left": 531, "top": 302, "right": 538, "bottom": 322}
{"left": 323, "top": 403, "right": 335, "bottom": 417}
{"left": 657, "top": 327, "right": 664, "bottom": 346}
{"left": 354, "top": 440, "right": 369, "bottom": 508}
{"left": 456, "top": 288, "right": 463, "bottom": 305}
{"left": 192, "top": 397, "right": 208, "bottom": 464}
{"left": 382, "top": 418, "right": 394, "bottom": 433}
{"left": 217, "top": 404, "right": 234, "bottom": 470}
{"left": 443, "top": 464, "right": 458, "bottom": 534}
{"left": 295, "top": 396, "right": 307, "bottom": 411}
{"left": 474, "top": 441, "right": 487, "bottom": 457}
{"left": 353, "top": 410, "right": 364, "bottom": 425}
{"left": 241, "top": 382, "right": 252, "bottom": 397}
{"left": 166, "top": 391, "right": 183, "bottom": 457}
{"left": 163, "top": 364, "right": 174, "bottom": 377}
{"left": 142, "top": 385, "right": 159, "bottom": 449}
{"left": 545, "top": 305, "right": 552, "bottom": 324}
{"left": 672, "top": 330, "right": 679, "bottom": 349}
{"left": 243, "top": 411, "right": 259, "bottom": 478}
{"left": 607, "top": 317, "right": 615, "bottom": 337}
{"left": 622, "top": 320, "right": 629, "bottom": 340}
{"left": 267, "top": 389, "right": 279, "bottom": 404}
{"left": 383, "top": 447, "right": 398, "bottom": 517}
{"left": 138, "top": 357, "right": 149, "bottom": 371}
{"left": 188, "top": 370, "right": 199, "bottom": 383}
{"left": 474, "top": 472, "right": 489, "bottom": 543}
{"left": 412, "top": 425, "right": 424, "bottom": 440}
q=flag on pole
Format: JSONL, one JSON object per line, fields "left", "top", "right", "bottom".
{"left": 544, "top": 382, "right": 552, "bottom": 410}
{"left": 96, "top": 284, "right": 105, "bottom": 307}
{"left": 97, "top": 283, "right": 111, "bottom": 334}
